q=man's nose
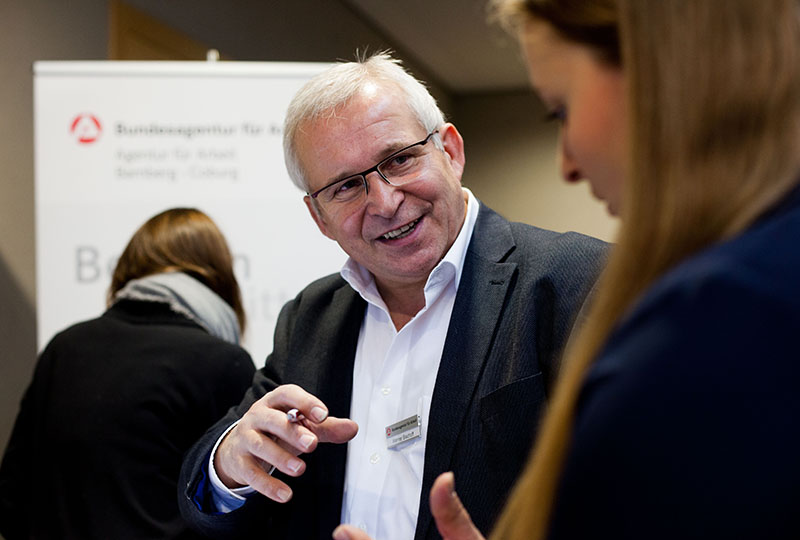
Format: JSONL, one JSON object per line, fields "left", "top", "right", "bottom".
{"left": 364, "top": 170, "right": 402, "bottom": 215}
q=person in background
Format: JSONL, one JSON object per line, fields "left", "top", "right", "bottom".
{"left": 178, "top": 52, "right": 607, "bottom": 540}
{"left": 0, "top": 207, "right": 256, "bottom": 539}
{"left": 335, "top": 0, "right": 800, "bottom": 539}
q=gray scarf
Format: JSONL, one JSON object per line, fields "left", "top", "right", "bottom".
{"left": 113, "top": 271, "right": 240, "bottom": 345}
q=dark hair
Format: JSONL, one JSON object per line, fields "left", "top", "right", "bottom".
{"left": 108, "top": 208, "right": 246, "bottom": 333}
{"left": 492, "top": 0, "right": 620, "bottom": 66}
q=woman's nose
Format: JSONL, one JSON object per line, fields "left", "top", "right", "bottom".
{"left": 558, "top": 136, "right": 582, "bottom": 183}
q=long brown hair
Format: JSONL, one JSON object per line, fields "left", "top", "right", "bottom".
{"left": 491, "top": 0, "right": 800, "bottom": 538}
{"left": 108, "top": 208, "right": 246, "bottom": 333}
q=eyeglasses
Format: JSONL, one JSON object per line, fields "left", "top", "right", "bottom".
{"left": 308, "top": 131, "right": 439, "bottom": 208}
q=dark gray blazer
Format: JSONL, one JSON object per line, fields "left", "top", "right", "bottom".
{"left": 179, "top": 203, "right": 607, "bottom": 539}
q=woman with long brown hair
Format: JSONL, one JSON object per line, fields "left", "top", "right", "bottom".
{"left": 334, "top": 1, "right": 800, "bottom": 538}
{"left": 493, "top": 1, "right": 800, "bottom": 538}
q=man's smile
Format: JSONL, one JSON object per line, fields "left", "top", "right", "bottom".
{"left": 380, "top": 218, "right": 420, "bottom": 240}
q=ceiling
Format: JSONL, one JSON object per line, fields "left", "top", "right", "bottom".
{"left": 123, "top": 0, "right": 532, "bottom": 97}
{"left": 342, "top": 0, "right": 531, "bottom": 95}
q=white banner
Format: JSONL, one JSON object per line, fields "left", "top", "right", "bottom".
{"left": 34, "top": 61, "right": 346, "bottom": 366}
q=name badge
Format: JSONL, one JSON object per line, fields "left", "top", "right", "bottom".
{"left": 385, "top": 414, "right": 421, "bottom": 449}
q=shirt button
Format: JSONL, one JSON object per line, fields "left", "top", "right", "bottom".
{"left": 358, "top": 523, "right": 368, "bottom": 531}
{"left": 381, "top": 386, "right": 391, "bottom": 396}
{"left": 369, "top": 452, "right": 380, "bottom": 464}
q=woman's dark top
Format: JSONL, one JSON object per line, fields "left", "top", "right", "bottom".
{"left": 0, "top": 300, "right": 255, "bottom": 539}
{"left": 549, "top": 186, "right": 800, "bottom": 539}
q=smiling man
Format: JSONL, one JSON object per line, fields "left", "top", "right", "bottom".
{"left": 179, "top": 52, "right": 606, "bottom": 540}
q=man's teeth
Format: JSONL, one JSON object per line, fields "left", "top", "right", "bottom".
{"left": 382, "top": 219, "right": 419, "bottom": 240}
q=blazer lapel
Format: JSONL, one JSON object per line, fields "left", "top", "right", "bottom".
{"left": 303, "top": 284, "right": 365, "bottom": 537}
{"left": 415, "top": 205, "right": 517, "bottom": 539}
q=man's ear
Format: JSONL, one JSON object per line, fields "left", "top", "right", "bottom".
{"left": 438, "top": 123, "right": 466, "bottom": 180}
{"left": 304, "top": 195, "right": 335, "bottom": 240}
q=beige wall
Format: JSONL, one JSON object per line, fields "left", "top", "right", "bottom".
{"left": 0, "top": 1, "right": 614, "bottom": 470}
{"left": 456, "top": 91, "right": 618, "bottom": 241}
{"left": 0, "top": 0, "right": 109, "bottom": 460}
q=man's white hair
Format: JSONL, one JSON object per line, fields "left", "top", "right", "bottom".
{"left": 283, "top": 51, "right": 446, "bottom": 192}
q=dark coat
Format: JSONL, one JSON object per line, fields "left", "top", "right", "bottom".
{"left": 548, "top": 186, "right": 800, "bottom": 539}
{"left": 0, "top": 300, "right": 255, "bottom": 540}
{"left": 179, "top": 203, "right": 608, "bottom": 539}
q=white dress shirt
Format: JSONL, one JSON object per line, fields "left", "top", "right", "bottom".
{"left": 209, "top": 189, "right": 479, "bottom": 540}
{"left": 339, "top": 188, "right": 478, "bottom": 539}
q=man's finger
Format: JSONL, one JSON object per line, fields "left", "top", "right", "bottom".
{"left": 263, "top": 384, "right": 329, "bottom": 423}
{"left": 430, "top": 472, "right": 485, "bottom": 540}
{"left": 311, "top": 416, "right": 359, "bottom": 444}
{"left": 238, "top": 455, "right": 295, "bottom": 503}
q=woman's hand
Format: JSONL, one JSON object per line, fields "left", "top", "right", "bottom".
{"left": 332, "top": 472, "right": 485, "bottom": 540}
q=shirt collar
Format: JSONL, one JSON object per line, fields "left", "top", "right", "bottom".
{"left": 341, "top": 188, "right": 480, "bottom": 306}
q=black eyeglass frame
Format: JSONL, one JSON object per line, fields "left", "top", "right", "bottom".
{"left": 308, "top": 130, "right": 439, "bottom": 200}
